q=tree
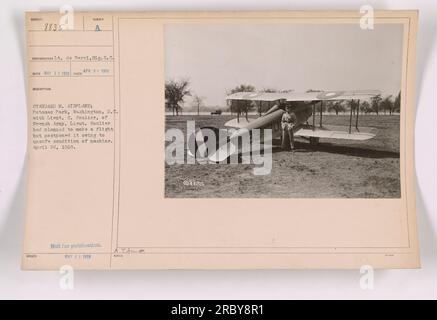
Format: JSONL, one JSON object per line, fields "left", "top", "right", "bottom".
{"left": 192, "top": 95, "right": 205, "bottom": 116}
{"left": 228, "top": 84, "right": 256, "bottom": 121}
{"left": 380, "top": 95, "right": 394, "bottom": 115}
{"left": 327, "top": 100, "right": 345, "bottom": 115}
{"left": 393, "top": 91, "right": 401, "bottom": 114}
{"left": 230, "top": 84, "right": 256, "bottom": 94}
{"left": 370, "top": 94, "right": 382, "bottom": 115}
{"left": 165, "top": 79, "right": 191, "bottom": 116}
{"left": 360, "top": 101, "right": 371, "bottom": 114}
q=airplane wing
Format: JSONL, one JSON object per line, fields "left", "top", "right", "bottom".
{"left": 227, "top": 91, "right": 293, "bottom": 102}
{"left": 223, "top": 117, "right": 255, "bottom": 129}
{"left": 227, "top": 90, "right": 380, "bottom": 102}
{"left": 294, "top": 124, "right": 376, "bottom": 141}
{"left": 210, "top": 90, "right": 380, "bottom": 161}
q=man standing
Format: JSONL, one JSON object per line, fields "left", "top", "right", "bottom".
{"left": 281, "top": 105, "right": 297, "bottom": 151}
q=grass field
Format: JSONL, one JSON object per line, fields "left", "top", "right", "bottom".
{"left": 165, "top": 114, "right": 400, "bottom": 198}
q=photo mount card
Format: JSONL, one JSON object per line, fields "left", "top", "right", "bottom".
{"left": 23, "top": 11, "right": 419, "bottom": 270}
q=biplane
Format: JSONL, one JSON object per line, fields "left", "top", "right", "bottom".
{"left": 190, "top": 90, "right": 380, "bottom": 162}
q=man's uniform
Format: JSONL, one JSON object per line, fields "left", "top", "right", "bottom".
{"left": 281, "top": 111, "right": 297, "bottom": 150}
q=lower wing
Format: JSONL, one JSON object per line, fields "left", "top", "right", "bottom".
{"left": 295, "top": 124, "right": 376, "bottom": 141}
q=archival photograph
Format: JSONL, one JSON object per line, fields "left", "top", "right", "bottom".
{"left": 164, "top": 23, "right": 403, "bottom": 198}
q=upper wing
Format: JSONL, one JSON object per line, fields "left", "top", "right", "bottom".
{"left": 226, "top": 90, "right": 381, "bottom": 102}
{"left": 226, "top": 91, "right": 292, "bottom": 101}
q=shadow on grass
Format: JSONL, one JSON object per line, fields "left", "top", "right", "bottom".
{"left": 272, "top": 140, "right": 399, "bottom": 159}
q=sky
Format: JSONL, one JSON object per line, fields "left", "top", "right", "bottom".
{"left": 165, "top": 23, "right": 404, "bottom": 107}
